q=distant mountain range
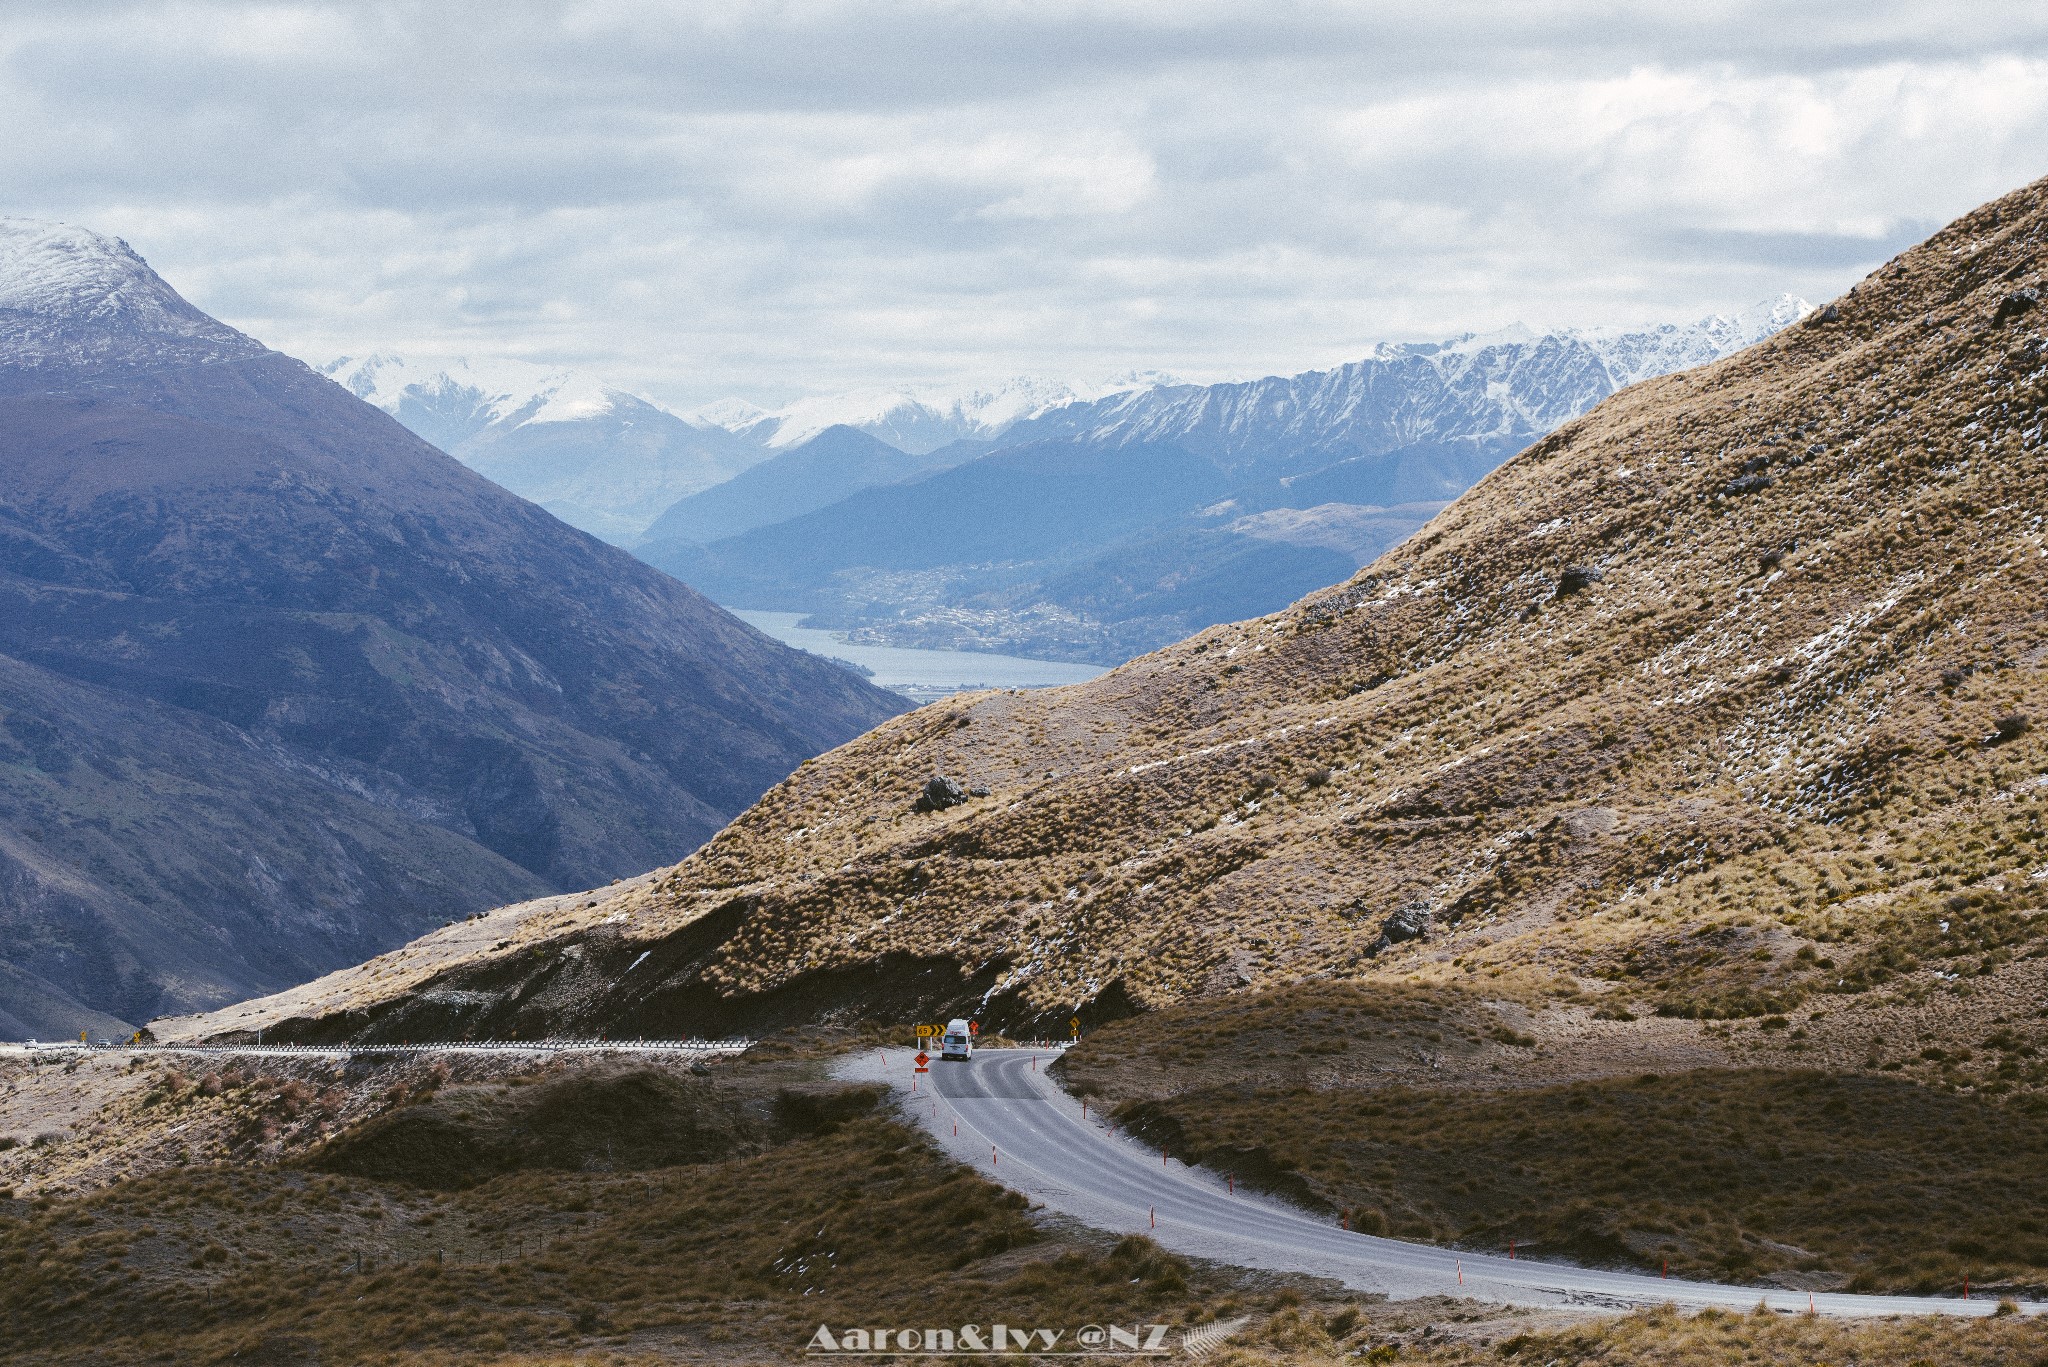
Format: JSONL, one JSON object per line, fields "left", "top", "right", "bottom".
{"left": 638, "top": 297, "right": 1811, "bottom": 661}
{"left": 320, "top": 360, "right": 1180, "bottom": 544}
{"left": 320, "top": 354, "right": 763, "bottom": 545}
{"left": 984, "top": 298, "right": 1811, "bottom": 464}
{"left": 321, "top": 301, "right": 1808, "bottom": 664}
{"left": 694, "top": 373, "right": 1180, "bottom": 455}
{"left": 0, "top": 217, "right": 904, "bottom": 1039}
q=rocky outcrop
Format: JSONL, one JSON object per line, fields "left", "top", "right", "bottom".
{"left": 1373, "top": 902, "right": 1434, "bottom": 953}
{"left": 914, "top": 776, "right": 970, "bottom": 812}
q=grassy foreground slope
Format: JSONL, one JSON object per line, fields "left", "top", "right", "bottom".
{"left": 1057, "top": 981, "right": 2048, "bottom": 1296}
{"left": 166, "top": 174, "right": 2048, "bottom": 1046}
{"left": 0, "top": 1048, "right": 1233, "bottom": 1364}
{"left": 9, "top": 1046, "right": 2048, "bottom": 1364}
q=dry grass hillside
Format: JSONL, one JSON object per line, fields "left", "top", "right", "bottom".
{"left": 162, "top": 174, "right": 2048, "bottom": 1048}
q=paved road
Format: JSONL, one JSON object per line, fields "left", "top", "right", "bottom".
{"left": 845, "top": 1046, "right": 2038, "bottom": 1319}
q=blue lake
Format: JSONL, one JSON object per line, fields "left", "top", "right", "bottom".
{"left": 731, "top": 610, "right": 1106, "bottom": 700}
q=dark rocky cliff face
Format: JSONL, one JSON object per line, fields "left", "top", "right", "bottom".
{"left": 0, "top": 218, "right": 906, "bottom": 1036}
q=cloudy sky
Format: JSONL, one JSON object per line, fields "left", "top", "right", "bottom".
{"left": 5, "top": 1, "right": 2047, "bottom": 408}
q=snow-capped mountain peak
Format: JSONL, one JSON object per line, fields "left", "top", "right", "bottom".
{"left": 967, "top": 296, "right": 1816, "bottom": 471}
{"left": 0, "top": 216, "right": 263, "bottom": 368}
{"left": 1569, "top": 293, "right": 1813, "bottom": 387}
{"left": 1365, "top": 295, "right": 1809, "bottom": 377}
{"left": 678, "top": 293, "right": 1805, "bottom": 463}
{"left": 313, "top": 353, "right": 763, "bottom": 545}
{"left": 695, "top": 371, "right": 1189, "bottom": 454}
{"left": 319, "top": 353, "right": 692, "bottom": 432}
{"left": 1370, "top": 322, "right": 1543, "bottom": 361}
{"left": 687, "top": 396, "right": 770, "bottom": 429}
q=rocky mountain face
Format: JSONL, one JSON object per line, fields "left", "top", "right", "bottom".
{"left": 648, "top": 301, "right": 1809, "bottom": 662}
{"left": 320, "top": 355, "right": 763, "bottom": 545}
{"left": 0, "top": 217, "right": 906, "bottom": 1038}
{"left": 189, "top": 178, "right": 2048, "bottom": 1049}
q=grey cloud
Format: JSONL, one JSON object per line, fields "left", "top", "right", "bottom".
{"left": 1653, "top": 224, "right": 1941, "bottom": 269}
{"left": 5, "top": 1, "right": 2045, "bottom": 407}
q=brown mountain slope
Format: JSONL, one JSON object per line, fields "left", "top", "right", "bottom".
{"left": 161, "top": 175, "right": 2048, "bottom": 1046}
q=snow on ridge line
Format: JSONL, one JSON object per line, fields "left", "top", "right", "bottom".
{"left": 711, "top": 371, "right": 1181, "bottom": 451}
{"left": 1365, "top": 294, "right": 1811, "bottom": 369}
{"left": 698, "top": 297, "right": 1809, "bottom": 454}
{"left": 0, "top": 215, "right": 264, "bottom": 364}
{"left": 316, "top": 296, "right": 1807, "bottom": 458}
{"left": 318, "top": 352, "right": 712, "bottom": 431}
{"left": 0, "top": 216, "right": 163, "bottom": 312}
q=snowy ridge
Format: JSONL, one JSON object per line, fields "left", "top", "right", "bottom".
{"left": 315, "top": 353, "right": 765, "bottom": 544}
{"left": 989, "top": 296, "right": 1812, "bottom": 466}
{"left": 1569, "top": 293, "right": 1813, "bottom": 386}
{"left": 685, "top": 301, "right": 1804, "bottom": 462}
{"left": 698, "top": 371, "right": 1182, "bottom": 455}
{"left": 320, "top": 353, "right": 704, "bottom": 432}
{"left": 0, "top": 216, "right": 264, "bottom": 369}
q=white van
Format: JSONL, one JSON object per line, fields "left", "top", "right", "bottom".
{"left": 940, "top": 1018, "right": 973, "bottom": 1060}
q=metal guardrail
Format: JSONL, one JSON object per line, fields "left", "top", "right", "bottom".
{"left": 4, "top": 1037, "right": 1078, "bottom": 1058}
{"left": 8, "top": 1038, "right": 755, "bottom": 1057}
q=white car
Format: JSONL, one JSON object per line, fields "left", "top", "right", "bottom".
{"left": 940, "top": 1018, "right": 973, "bottom": 1060}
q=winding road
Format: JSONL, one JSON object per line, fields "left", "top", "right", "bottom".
{"left": 844, "top": 1046, "right": 2038, "bottom": 1319}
